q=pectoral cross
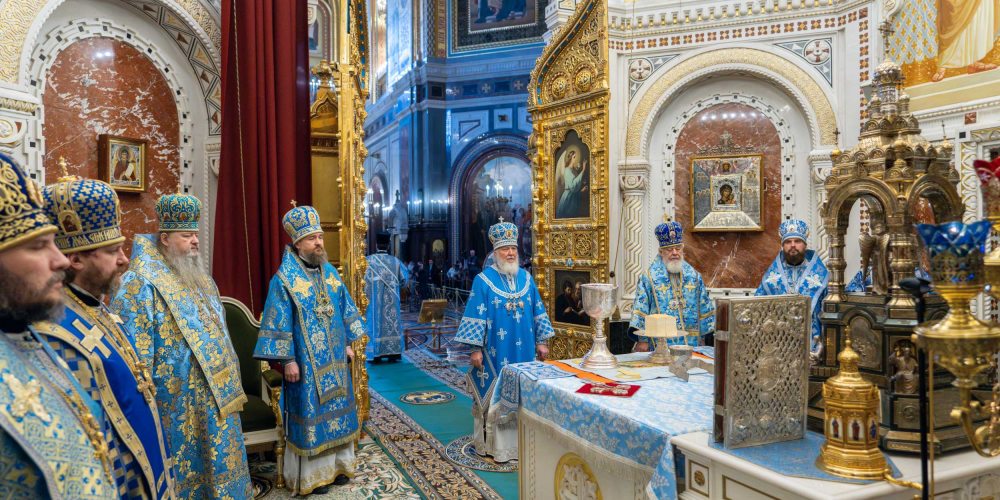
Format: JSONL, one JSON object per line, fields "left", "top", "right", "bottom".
{"left": 75, "top": 320, "right": 111, "bottom": 357}
{"left": 476, "top": 369, "right": 490, "bottom": 388}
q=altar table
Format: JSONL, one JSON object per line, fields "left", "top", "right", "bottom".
{"left": 672, "top": 432, "right": 1000, "bottom": 500}
{"left": 516, "top": 362, "right": 715, "bottom": 500}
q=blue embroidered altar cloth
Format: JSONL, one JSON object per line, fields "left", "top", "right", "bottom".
{"left": 519, "top": 366, "right": 715, "bottom": 500}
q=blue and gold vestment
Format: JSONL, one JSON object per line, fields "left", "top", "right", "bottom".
{"left": 364, "top": 252, "right": 408, "bottom": 358}
{"left": 629, "top": 257, "right": 715, "bottom": 346}
{"left": 455, "top": 266, "right": 554, "bottom": 423}
{"left": 112, "top": 235, "right": 251, "bottom": 500}
{"left": 254, "top": 247, "right": 365, "bottom": 457}
{"left": 35, "top": 286, "right": 176, "bottom": 500}
{"left": 755, "top": 249, "right": 829, "bottom": 351}
{"left": 0, "top": 329, "right": 119, "bottom": 500}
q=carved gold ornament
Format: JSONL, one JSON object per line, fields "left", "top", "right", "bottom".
{"left": 554, "top": 453, "right": 603, "bottom": 500}
{"left": 574, "top": 66, "right": 594, "bottom": 93}
{"left": 550, "top": 75, "right": 569, "bottom": 99}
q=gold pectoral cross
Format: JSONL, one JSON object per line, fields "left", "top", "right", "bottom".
{"left": 74, "top": 320, "right": 111, "bottom": 357}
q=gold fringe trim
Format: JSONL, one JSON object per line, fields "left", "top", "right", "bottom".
{"left": 287, "top": 429, "right": 361, "bottom": 457}
{"left": 518, "top": 408, "right": 654, "bottom": 484}
{"left": 218, "top": 394, "right": 248, "bottom": 419}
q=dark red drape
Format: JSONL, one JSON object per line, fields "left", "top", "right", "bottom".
{"left": 215, "top": 0, "right": 312, "bottom": 315}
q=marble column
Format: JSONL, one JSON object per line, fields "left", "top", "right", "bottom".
{"left": 618, "top": 160, "right": 649, "bottom": 316}
{"left": 808, "top": 152, "right": 834, "bottom": 261}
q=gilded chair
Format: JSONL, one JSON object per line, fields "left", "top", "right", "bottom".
{"left": 221, "top": 297, "right": 286, "bottom": 488}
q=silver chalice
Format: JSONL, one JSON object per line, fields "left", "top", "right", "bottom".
{"left": 580, "top": 283, "right": 620, "bottom": 370}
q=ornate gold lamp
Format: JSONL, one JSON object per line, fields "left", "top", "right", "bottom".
{"left": 914, "top": 220, "right": 1000, "bottom": 457}
{"left": 816, "top": 326, "right": 889, "bottom": 480}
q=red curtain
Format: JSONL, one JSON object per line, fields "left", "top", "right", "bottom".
{"left": 215, "top": 0, "right": 312, "bottom": 315}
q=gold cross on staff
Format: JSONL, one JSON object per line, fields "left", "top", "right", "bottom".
{"left": 74, "top": 319, "right": 111, "bottom": 357}
{"left": 878, "top": 20, "right": 894, "bottom": 52}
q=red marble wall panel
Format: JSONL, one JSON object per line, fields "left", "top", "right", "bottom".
{"left": 42, "top": 38, "right": 180, "bottom": 256}
{"left": 673, "top": 103, "right": 782, "bottom": 288}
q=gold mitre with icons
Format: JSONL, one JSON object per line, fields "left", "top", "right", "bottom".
{"left": 41, "top": 157, "right": 125, "bottom": 253}
{"left": 283, "top": 200, "right": 323, "bottom": 244}
{"left": 0, "top": 152, "right": 57, "bottom": 252}
{"left": 155, "top": 182, "right": 202, "bottom": 232}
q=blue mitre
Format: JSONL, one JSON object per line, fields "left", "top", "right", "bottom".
{"left": 655, "top": 220, "right": 683, "bottom": 248}
{"left": 489, "top": 217, "right": 518, "bottom": 249}
{"left": 0, "top": 152, "right": 57, "bottom": 252}
{"left": 779, "top": 219, "right": 809, "bottom": 244}
{"left": 156, "top": 185, "right": 202, "bottom": 232}
{"left": 41, "top": 158, "right": 125, "bottom": 253}
{"left": 283, "top": 202, "right": 322, "bottom": 243}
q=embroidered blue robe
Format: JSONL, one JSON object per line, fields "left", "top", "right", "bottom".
{"left": 454, "top": 266, "right": 555, "bottom": 416}
{"left": 112, "top": 235, "right": 251, "bottom": 500}
{"left": 629, "top": 258, "right": 715, "bottom": 347}
{"left": 0, "top": 328, "right": 118, "bottom": 500}
{"left": 755, "top": 249, "right": 829, "bottom": 351}
{"left": 254, "top": 247, "right": 365, "bottom": 457}
{"left": 35, "top": 287, "right": 176, "bottom": 500}
{"left": 364, "top": 252, "right": 408, "bottom": 357}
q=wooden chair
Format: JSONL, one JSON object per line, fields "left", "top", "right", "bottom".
{"left": 221, "top": 297, "right": 286, "bottom": 488}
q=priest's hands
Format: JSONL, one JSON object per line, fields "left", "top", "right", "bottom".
{"left": 285, "top": 362, "right": 300, "bottom": 383}
{"left": 536, "top": 344, "right": 549, "bottom": 361}
{"left": 471, "top": 350, "right": 484, "bottom": 370}
{"left": 635, "top": 342, "right": 650, "bottom": 352}
{"left": 346, "top": 346, "right": 355, "bottom": 363}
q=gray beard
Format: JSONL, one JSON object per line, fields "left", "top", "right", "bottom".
{"left": 164, "top": 251, "right": 206, "bottom": 290}
{"left": 665, "top": 259, "right": 684, "bottom": 274}
{"left": 496, "top": 256, "right": 520, "bottom": 276}
{"left": 299, "top": 248, "right": 329, "bottom": 267}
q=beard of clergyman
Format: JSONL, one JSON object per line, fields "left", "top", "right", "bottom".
{"left": 0, "top": 263, "right": 65, "bottom": 326}
{"left": 159, "top": 243, "right": 206, "bottom": 289}
{"left": 299, "top": 247, "right": 329, "bottom": 268}
{"left": 784, "top": 250, "right": 806, "bottom": 266}
{"left": 496, "top": 254, "right": 520, "bottom": 276}
{"left": 67, "top": 260, "right": 126, "bottom": 298}
{"left": 665, "top": 259, "right": 684, "bottom": 275}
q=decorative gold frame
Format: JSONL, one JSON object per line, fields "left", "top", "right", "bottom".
{"left": 98, "top": 134, "right": 148, "bottom": 193}
{"left": 688, "top": 153, "right": 764, "bottom": 233}
{"left": 527, "top": 0, "right": 609, "bottom": 360}
{"left": 308, "top": 0, "right": 371, "bottom": 422}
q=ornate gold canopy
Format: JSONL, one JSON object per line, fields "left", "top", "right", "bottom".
{"left": 527, "top": 0, "right": 610, "bottom": 359}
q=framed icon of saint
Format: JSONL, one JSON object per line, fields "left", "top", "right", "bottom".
{"left": 98, "top": 134, "right": 148, "bottom": 193}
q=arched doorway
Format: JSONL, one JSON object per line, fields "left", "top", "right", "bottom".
{"left": 366, "top": 176, "right": 386, "bottom": 253}
{"left": 460, "top": 155, "right": 533, "bottom": 266}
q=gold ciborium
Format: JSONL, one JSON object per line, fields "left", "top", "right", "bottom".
{"left": 643, "top": 313, "right": 681, "bottom": 365}
{"left": 914, "top": 220, "right": 1000, "bottom": 457}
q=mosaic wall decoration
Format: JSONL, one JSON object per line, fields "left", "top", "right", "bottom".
{"left": 774, "top": 38, "right": 833, "bottom": 86}
{"left": 451, "top": 0, "right": 549, "bottom": 53}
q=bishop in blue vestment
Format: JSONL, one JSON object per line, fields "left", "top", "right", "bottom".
{"left": 629, "top": 221, "right": 715, "bottom": 349}
{"left": 254, "top": 204, "right": 365, "bottom": 495}
{"left": 0, "top": 152, "right": 118, "bottom": 500}
{"left": 365, "top": 232, "right": 408, "bottom": 361}
{"left": 455, "top": 218, "right": 554, "bottom": 463}
{"left": 113, "top": 191, "right": 252, "bottom": 500}
{"left": 35, "top": 170, "right": 176, "bottom": 500}
{"left": 755, "top": 220, "right": 829, "bottom": 355}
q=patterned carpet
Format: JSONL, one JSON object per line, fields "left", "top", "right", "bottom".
{"left": 249, "top": 438, "right": 420, "bottom": 499}
{"left": 364, "top": 389, "right": 504, "bottom": 500}
{"left": 400, "top": 312, "right": 472, "bottom": 398}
